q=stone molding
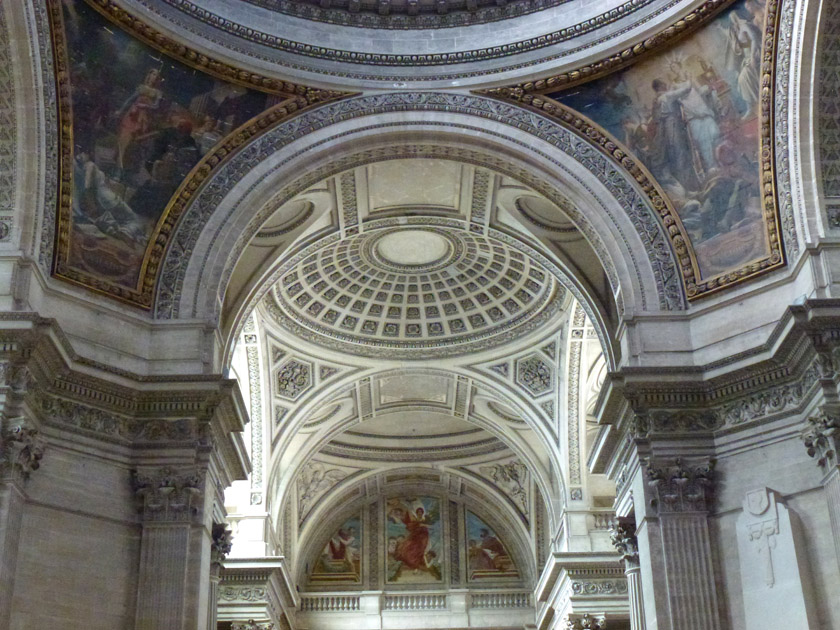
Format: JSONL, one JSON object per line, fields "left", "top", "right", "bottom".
{"left": 645, "top": 458, "right": 715, "bottom": 514}
{"left": 132, "top": 466, "right": 206, "bottom": 523}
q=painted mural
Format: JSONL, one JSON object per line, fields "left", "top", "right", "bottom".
{"left": 551, "top": 0, "right": 773, "bottom": 281}
{"left": 386, "top": 497, "right": 443, "bottom": 584}
{"left": 56, "top": 0, "right": 279, "bottom": 292}
{"left": 466, "top": 511, "right": 519, "bottom": 581}
{"left": 309, "top": 516, "right": 362, "bottom": 584}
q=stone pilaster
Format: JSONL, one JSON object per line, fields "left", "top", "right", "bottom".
{"left": 133, "top": 465, "right": 214, "bottom": 630}
{"left": 632, "top": 456, "right": 719, "bottom": 630}
{"left": 610, "top": 519, "right": 645, "bottom": 630}
{"left": 211, "top": 522, "right": 233, "bottom": 630}
{"left": 0, "top": 417, "right": 43, "bottom": 629}
{"left": 801, "top": 412, "right": 840, "bottom": 569}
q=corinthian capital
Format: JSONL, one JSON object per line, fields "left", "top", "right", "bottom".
{"left": 801, "top": 414, "right": 839, "bottom": 473}
{"left": 0, "top": 419, "right": 44, "bottom": 481}
{"left": 645, "top": 457, "right": 715, "bottom": 514}
{"left": 609, "top": 519, "right": 639, "bottom": 568}
{"left": 132, "top": 466, "right": 205, "bottom": 523}
{"left": 564, "top": 613, "right": 606, "bottom": 630}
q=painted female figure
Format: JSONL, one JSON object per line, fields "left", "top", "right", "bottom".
{"left": 115, "top": 67, "right": 163, "bottom": 173}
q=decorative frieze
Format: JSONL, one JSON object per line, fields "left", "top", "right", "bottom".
{"left": 645, "top": 458, "right": 715, "bottom": 514}
{"left": 232, "top": 622, "right": 274, "bottom": 630}
{"left": 219, "top": 587, "right": 268, "bottom": 603}
{"left": 571, "top": 580, "right": 628, "bottom": 595}
{"left": 800, "top": 413, "right": 839, "bottom": 473}
{"left": 132, "top": 467, "right": 205, "bottom": 523}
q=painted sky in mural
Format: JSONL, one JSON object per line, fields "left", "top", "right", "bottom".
{"left": 310, "top": 515, "right": 362, "bottom": 584}
{"left": 466, "top": 511, "right": 518, "bottom": 581}
{"left": 62, "top": 0, "right": 278, "bottom": 288}
{"left": 386, "top": 497, "right": 443, "bottom": 584}
{"left": 552, "top": 0, "right": 768, "bottom": 280}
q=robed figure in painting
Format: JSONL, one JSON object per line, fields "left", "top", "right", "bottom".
{"left": 386, "top": 498, "right": 442, "bottom": 582}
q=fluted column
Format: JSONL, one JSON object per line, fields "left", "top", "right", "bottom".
{"left": 133, "top": 465, "right": 214, "bottom": 630}
{"left": 0, "top": 418, "right": 43, "bottom": 629}
{"left": 610, "top": 519, "right": 645, "bottom": 630}
{"left": 632, "top": 456, "right": 720, "bottom": 630}
{"left": 801, "top": 413, "right": 840, "bottom": 569}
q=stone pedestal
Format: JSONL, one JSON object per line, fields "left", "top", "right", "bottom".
{"left": 736, "top": 488, "right": 815, "bottom": 630}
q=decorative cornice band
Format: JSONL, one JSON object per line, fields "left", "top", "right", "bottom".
{"left": 157, "top": 0, "right": 655, "bottom": 66}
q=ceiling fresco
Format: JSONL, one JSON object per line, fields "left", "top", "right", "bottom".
{"left": 44, "top": 0, "right": 788, "bottom": 310}
{"left": 47, "top": 0, "right": 346, "bottom": 307}
{"left": 487, "top": 0, "right": 786, "bottom": 299}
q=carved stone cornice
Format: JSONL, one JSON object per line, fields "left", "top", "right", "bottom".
{"left": 800, "top": 413, "right": 839, "bottom": 474}
{"left": 609, "top": 519, "right": 639, "bottom": 569}
{"left": 0, "top": 419, "right": 44, "bottom": 482}
{"left": 591, "top": 301, "right": 840, "bottom": 476}
{"left": 132, "top": 466, "right": 206, "bottom": 523}
{"left": 645, "top": 458, "right": 715, "bottom": 514}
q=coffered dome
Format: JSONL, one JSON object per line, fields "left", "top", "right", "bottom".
{"left": 264, "top": 224, "right": 567, "bottom": 358}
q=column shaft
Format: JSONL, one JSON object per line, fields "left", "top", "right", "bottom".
{"left": 0, "top": 481, "right": 25, "bottom": 629}
{"left": 625, "top": 566, "right": 646, "bottom": 630}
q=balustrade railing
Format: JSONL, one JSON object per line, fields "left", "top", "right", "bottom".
{"left": 471, "top": 591, "right": 531, "bottom": 609}
{"left": 299, "top": 594, "right": 360, "bottom": 612}
{"left": 383, "top": 593, "right": 447, "bottom": 611}
{"left": 298, "top": 590, "right": 534, "bottom": 614}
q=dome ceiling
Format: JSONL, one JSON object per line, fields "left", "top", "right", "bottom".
{"left": 265, "top": 224, "right": 565, "bottom": 358}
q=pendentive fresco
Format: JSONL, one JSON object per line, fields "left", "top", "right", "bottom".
{"left": 47, "top": 0, "right": 339, "bottom": 307}
{"left": 547, "top": 0, "right": 783, "bottom": 291}
{"left": 46, "top": 0, "right": 786, "bottom": 308}
{"left": 309, "top": 514, "right": 363, "bottom": 584}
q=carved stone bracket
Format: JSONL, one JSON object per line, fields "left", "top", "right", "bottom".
{"left": 609, "top": 519, "right": 639, "bottom": 569}
{"left": 0, "top": 420, "right": 44, "bottom": 481}
{"left": 645, "top": 458, "right": 716, "bottom": 514}
{"left": 132, "top": 467, "right": 205, "bottom": 523}
{"left": 564, "top": 613, "right": 606, "bottom": 630}
{"left": 801, "top": 413, "right": 839, "bottom": 473}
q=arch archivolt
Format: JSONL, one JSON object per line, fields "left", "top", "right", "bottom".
{"left": 156, "top": 93, "right": 687, "bottom": 327}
